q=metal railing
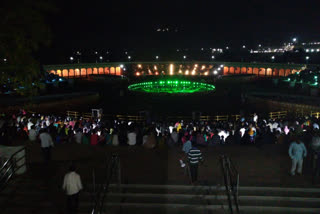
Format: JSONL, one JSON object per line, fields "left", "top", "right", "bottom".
{"left": 219, "top": 155, "right": 240, "bottom": 214}
{"left": 0, "top": 147, "right": 26, "bottom": 192}
{"left": 91, "top": 154, "right": 121, "bottom": 214}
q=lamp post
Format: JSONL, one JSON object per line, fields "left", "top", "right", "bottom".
{"left": 70, "top": 56, "right": 74, "bottom": 63}
{"left": 128, "top": 56, "right": 131, "bottom": 61}
{"left": 271, "top": 56, "right": 275, "bottom": 62}
{"left": 211, "top": 55, "right": 215, "bottom": 60}
{"left": 306, "top": 56, "right": 310, "bottom": 64}
{"left": 99, "top": 56, "right": 103, "bottom": 63}
{"left": 156, "top": 56, "right": 159, "bottom": 60}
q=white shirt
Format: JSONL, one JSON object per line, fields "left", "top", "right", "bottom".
{"left": 62, "top": 171, "right": 83, "bottom": 195}
{"left": 28, "top": 129, "right": 37, "bottom": 141}
{"left": 127, "top": 132, "right": 137, "bottom": 145}
{"left": 39, "top": 132, "right": 54, "bottom": 148}
{"left": 74, "top": 132, "right": 82, "bottom": 144}
{"left": 112, "top": 134, "right": 119, "bottom": 146}
{"left": 27, "top": 121, "right": 34, "bottom": 130}
{"left": 171, "top": 132, "right": 179, "bottom": 143}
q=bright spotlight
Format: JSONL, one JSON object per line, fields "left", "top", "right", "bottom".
{"left": 293, "top": 38, "right": 297, "bottom": 42}
{"left": 156, "top": 56, "right": 159, "bottom": 59}
{"left": 120, "top": 64, "right": 124, "bottom": 68}
{"left": 183, "top": 55, "right": 186, "bottom": 59}
{"left": 213, "top": 70, "right": 218, "bottom": 75}
{"left": 211, "top": 55, "right": 215, "bottom": 59}
{"left": 70, "top": 57, "right": 74, "bottom": 61}
{"left": 220, "top": 65, "right": 223, "bottom": 67}
{"left": 128, "top": 56, "right": 131, "bottom": 59}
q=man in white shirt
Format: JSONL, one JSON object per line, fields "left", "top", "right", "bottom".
{"left": 39, "top": 129, "right": 54, "bottom": 163}
{"left": 28, "top": 125, "right": 37, "bottom": 141}
{"left": 63, "top": 165, "right": 83, "bottom": 214}
{"left": 127, "top": 131, "right": 137, "bottom": 146}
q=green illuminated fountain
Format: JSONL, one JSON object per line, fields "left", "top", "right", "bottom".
{"left": 128, "top": 79, "right": 215, "bottom": 93}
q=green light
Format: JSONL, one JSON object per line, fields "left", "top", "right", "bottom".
{"left": 128, "top": 79, "right": 216, "bottom": 94}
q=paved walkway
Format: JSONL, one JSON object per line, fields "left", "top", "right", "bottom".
{"left": 20, "top": 142, "right": 318, "bottom": 188}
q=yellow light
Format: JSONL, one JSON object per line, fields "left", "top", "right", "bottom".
{"left": 185, "top": 70, "right": 189, "bottom": 75}
{"left": 154, "top": 65, "right": 157, "bottom": 70}
{"left": 136, "top": 72, "right": 140, "bottom": 76}
{"left": 192, "top": 70, "right": 196, "bottom": 75}
{"left": 170, "top": 64, "right": 174, "bottom": 75}
{"left": 138, "top": 64, "right": 142, "bottom": 68}
{"left": 179, "top": 69, "right": 182, "bottom": 73}
{"left": 204, "top": 72, "right": 208, "bottom": 75}
{"left": 194, "top": 64, "right": 198, "bottom": 67}
{"left": 201, "top": 65, "right": 206, "bottom": 70}
{"left": 155, "top": 71, "right": 159, "bottom": 75}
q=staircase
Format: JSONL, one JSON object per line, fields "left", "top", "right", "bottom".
{"left": 103, "top": 184, "right": 320, "bottom": 214}
{"left": 1, "top": 179, "right": 320, "bottom": 214}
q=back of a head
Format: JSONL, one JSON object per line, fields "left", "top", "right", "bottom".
{"left": 69, "top": 165, "right": 76, "bottom": 172}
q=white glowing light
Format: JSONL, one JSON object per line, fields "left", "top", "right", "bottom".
{"left": 306, "top": 49, "right": 310, "bottom": 52}
{"left": 156, "top": 56, "right": 159, "bottom": 59}
{"left": 3, "top": 58, "right": 7, "bottom": 62}
{"left": 220, "top": 65, "right": 223, "bottom": 67}
{"left": 213, "top": 70, "right": 218, "bottom": 75}
{"left": 242, "top": 45, "right": 246, "bottom": 48}
{"left": 183, "top": 55, "right": 186, "bottom": 59}
{"left": 154, "top": 65, "right": 157, "bottom": 70}
{"left": 293, "top": 38, "right": 297, "bottom": 42}
{"left": 191, "top": 70, "right": 196, "bottom": 75}
{"left": 170, "top": 64, "right": 174, "bottom": 75}
{"left": 194, "top": 64, "right": 198, "bottom": 67}
{"left": 120, "top": 64, "right": 124, "bottom": 68}
{"left": 306, "top": 56, "right": 310, "bottom": 60}
{"left": 211, "top": 55, "right": 215, "bottom": 59}
{"left": 70, "top": 57, "right": 74, "bottom": 61}
{"left": 271, "top": 56, "right": 275, "bottom": 59}
{"left": 259, "top": 44, "right": 262, "bottom": 47}
{"left": 218, "top": 68, "right": 221, "bottom": 71}
{"left": 99, "top": 56, "right": 103, "bottom": 60}
{"left": 128, "top": 56, "right": 131, "bottom": 59}
{"left": 226, "top": 47, "right": 229, "bottom": 50}
{"left": 136, "top": 72, "right": 140, "bottom": 76}
{"left": 138, "top": 64, "right": 142, "bottom": 68}
{"left": 179, "top": 69, "right": 182, "bottom": 73}
{"left": 185, "top": 70, "right": 189, "bottom": 75}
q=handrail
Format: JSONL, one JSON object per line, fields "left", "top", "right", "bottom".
{"left": 91, "top": 154, "right": 120, "bottom": 214}
{"left": 219, "top": 155, "right": 240, "bottom": 214}
{"left": 0, "top": 147, "right": 26, "bottom": 192}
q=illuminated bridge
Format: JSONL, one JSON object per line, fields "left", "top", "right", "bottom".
{"left": 44, "top": 61, "right": 306, "bottom": 78}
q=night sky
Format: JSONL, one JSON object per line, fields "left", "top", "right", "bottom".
{"left": 48, "top": 0, "right": 320, "bottom": 50}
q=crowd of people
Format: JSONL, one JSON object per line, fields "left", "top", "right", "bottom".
{"left": 0, "top": 109, "right": 320, "bottom": 180}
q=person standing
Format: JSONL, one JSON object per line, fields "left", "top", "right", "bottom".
{"left": 288, "top": 137, "right": 307, "bottom": 176}
{"left": 187, "top": 142, "right": 203, "bottom": 184}
{"left": 63, "top": 165, "right": 83, "bottom": 214}
{"left": 39, "top": 128, "right": 54, "bottom": 164}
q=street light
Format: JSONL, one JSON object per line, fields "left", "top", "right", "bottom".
{"left": 70, "top": 56, "right": 74, "bottom": 63}
{"left": 293, "top": 38, "right": 297, "bottom": 42}
{"left": 242, "top": 45, "right": 246, "bottom": 49}
{"left": 156, "top": 56, "right": 159, "bottom": 60}
{"left": 99, "top": 56, "right": 103, "bottom": 62}
{"left": 183, "top": 55, "right": 186, "bottom": 59}
{"left": 128, "top": 56, "right": 131, "bottom": 60}
{"left": 211, "top": 55, "right": 215, "bottom": 60}
{"left": 271, "top": 56, "right": 275, "bottom": 60}
{"left": 306, "top": 56, "right": 310, "bottom": 64}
